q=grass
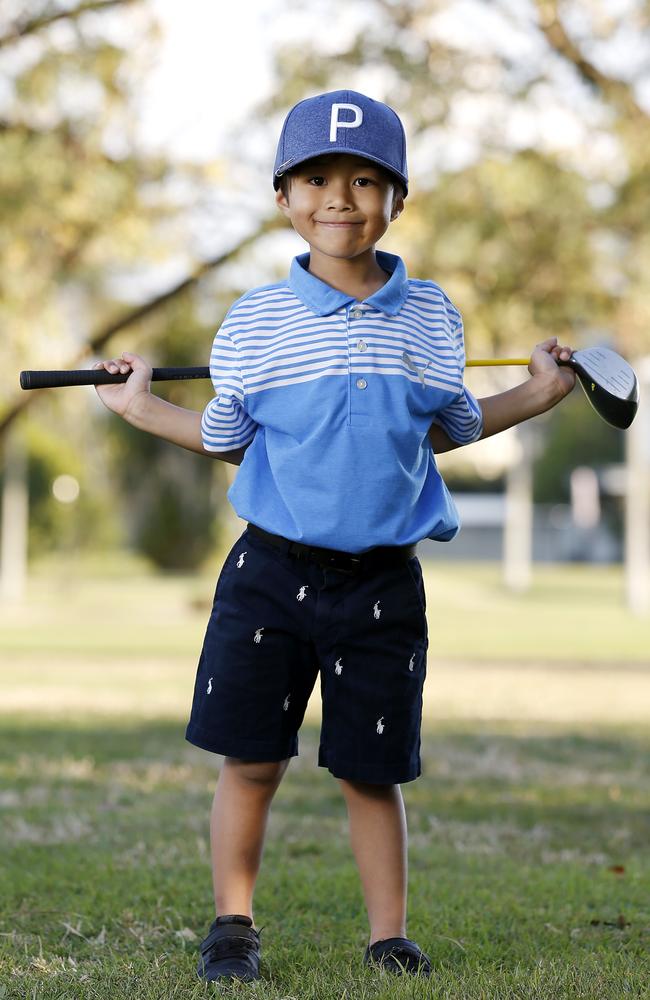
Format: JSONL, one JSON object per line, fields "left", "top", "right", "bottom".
{"left": 1, "top": 557, "right": 649, "bottom": 997}
{"left": 1, "top": 718, "right": 648, "bottom": 998}
{"left": 0, "top": 554, "right": 648, "bottom": 664}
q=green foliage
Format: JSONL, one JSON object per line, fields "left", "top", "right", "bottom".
{"left": 19, "top": 419, "right": 120, "bottom": 557}
{"left": 0, "top": 2, "right": 238, "bottom": 566}
{"left": 98, "top": 295, "right": 232, "bottom": 571}
{"left": 400, "top": 151, "right": 609, "bottom": 360}
{"left": 0, "top": 6, "right": 174, "bottom": 390}
{"left": 533, "top": 392, "right": 624, "bottom": 504}
{"left": 105, "top": 416, "right": 224, "bottom": 571}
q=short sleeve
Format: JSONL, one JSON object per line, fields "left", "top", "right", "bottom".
{"left": 201, "top": 322, "right": 258, "bottom": 452}
{"left": 432, "top": 316, "right": 484, "bottom": 444}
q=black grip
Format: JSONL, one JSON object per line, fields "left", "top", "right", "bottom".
{"left": 20, "top": 366, "right": 210, "bottom": 390}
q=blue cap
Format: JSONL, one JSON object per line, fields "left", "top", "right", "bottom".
{"left": 273, "top": 90, "right": 408, "bottom": 196}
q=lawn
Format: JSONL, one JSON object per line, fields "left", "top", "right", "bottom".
{"left": 2, "top": 555, "right": 649, "bottom": 665}
{"left": 1, "top": 558, "right": 649, "bottom": 998}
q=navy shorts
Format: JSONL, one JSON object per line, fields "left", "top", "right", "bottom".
{"left": 185, "top": 526, "right": 429, "bottom": 784}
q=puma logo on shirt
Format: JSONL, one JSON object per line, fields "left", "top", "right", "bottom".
{"left": 402, "top": 350, "right": 429, "bottom": 386}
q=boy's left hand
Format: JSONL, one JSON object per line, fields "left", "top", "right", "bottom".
{"left": 528, "top": 337, "right": 576, "bottom": 399}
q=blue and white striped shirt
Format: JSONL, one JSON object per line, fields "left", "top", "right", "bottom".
{"left": 201, "top": 251, "right": 483, "bottom": 552}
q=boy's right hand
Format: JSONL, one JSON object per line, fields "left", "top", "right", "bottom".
{"left": 92, "top": 351, "right": 152, "bottom": 420}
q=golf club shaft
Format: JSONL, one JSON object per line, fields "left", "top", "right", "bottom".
{"left": 465, "top": 358, "right": 529, "bottom": 367}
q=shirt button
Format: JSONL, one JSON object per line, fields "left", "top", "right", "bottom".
{"left": 357, "top": 340, "right": 367, "bottom": 352}
{"left": 356, "top": 378, "right": 368, "bottom": 390}
{"left": 351, "top": 307, "right": 363, "bottom": 319}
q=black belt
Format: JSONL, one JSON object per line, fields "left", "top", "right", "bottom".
{"left": 247, "top": 523, "right": 416, "bottom": 576}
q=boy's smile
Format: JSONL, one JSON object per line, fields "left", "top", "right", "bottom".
{"left": 275, "top": 153, "right": 404, "bottom": 290}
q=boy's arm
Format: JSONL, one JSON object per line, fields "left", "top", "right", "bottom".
{"left": 428, "top": 338, "right": 576, "bottom": 455}
{"left": 93, "top": 352, "right": 249, "bottom": 466}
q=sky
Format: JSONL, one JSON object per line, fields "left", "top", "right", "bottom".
{"left": 139, "top": 0, "right": 277, "bottom": 161}
{"left": 134, "top": 0, "right": 646, "bottom": 191}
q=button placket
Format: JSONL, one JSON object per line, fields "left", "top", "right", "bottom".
{"left": 353, "top": 309, "right": 368, "bottom": 387}
{"left": 347, "top": 303, "right": 370, "bottom": 422}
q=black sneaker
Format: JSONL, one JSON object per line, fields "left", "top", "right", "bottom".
{"left": 196, "top": 914, "right": 261, "bottom": 982}
{"left": 363, "top": 936, "right": 431, "bottom": 977}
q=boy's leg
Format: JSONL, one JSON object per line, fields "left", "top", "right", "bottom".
{"left": 210, "top": 757, "right": 290, "bottom": 921}
{"left": 338, "top": 778, "right": 407, "bottom": 944}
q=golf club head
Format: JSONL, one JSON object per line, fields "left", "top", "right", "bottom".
{"left": 559, "top": 347, "right": 639, "bottom": 429}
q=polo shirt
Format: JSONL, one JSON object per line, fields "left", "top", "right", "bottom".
{"left": 201, "top": 250, "right": 483, "bottom": 553}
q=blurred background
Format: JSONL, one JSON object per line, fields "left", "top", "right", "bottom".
{"left": 1, "top": 0, "right": 649, "bottom": 723}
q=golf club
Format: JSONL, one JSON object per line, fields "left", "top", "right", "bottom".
{"left": 19, "top": 346, "right": 639, "bottom": 429}
{"left": 466, "top": 346, "right": 639, "bottom": 429}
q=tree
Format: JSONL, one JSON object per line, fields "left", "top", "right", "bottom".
{"left": 0, "top": 0, "right": 279, "bottom": 569}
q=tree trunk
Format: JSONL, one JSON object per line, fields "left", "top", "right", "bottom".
{"left": 1, "top": 427, "right": 28, "bottom": 602}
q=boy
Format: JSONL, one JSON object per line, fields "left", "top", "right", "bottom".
{"left": 93, "top": 90, "right": 576, "bottom": 983}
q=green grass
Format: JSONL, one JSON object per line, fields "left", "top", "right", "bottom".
{"left": 1, "top": 718, "right": 648, "bottom": 998}
{"left": 1, "top": 559, "right": 649, "bottom": 997}
{"left": 423, "top": 562, "right": 650, "bottom": 663}
{"left": 1, "top": 556, "right": 649, "bottom": 663}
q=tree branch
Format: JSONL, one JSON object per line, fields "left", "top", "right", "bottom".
{"left": 0, "top": 0, "right": 138, "bottom": 49}
{"left": 534, "top": 0, "right": 647, "bottom": 122}
{"left": 0, "top": 215, "right": 284, "bottom": 438}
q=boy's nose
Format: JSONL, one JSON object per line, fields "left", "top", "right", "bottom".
{"left": 324, "top": 181, "right": 354, "bottom": 210}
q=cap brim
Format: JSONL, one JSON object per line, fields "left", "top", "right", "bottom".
{"left": 274, "top": 147, "right": 408, "bottom": 195}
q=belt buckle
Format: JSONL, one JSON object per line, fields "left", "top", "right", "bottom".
{"left": 318, "top": 550, "right": 362, "bottom": 575}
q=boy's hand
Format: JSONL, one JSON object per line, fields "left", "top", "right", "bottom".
{"left": 528, "top": 337, "right": 576, "bottom": 401}
{"left": 93, "top": 351, "right": 152, "bottom": 420}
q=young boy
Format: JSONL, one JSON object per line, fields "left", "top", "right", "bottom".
{"left": 93, "top": 90, "right": 576, "bottom": 983}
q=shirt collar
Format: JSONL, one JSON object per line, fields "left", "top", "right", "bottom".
{"left": 289, "top": 251, "right": 409, "bottom": 317}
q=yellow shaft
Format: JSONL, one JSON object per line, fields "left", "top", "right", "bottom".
{"left": 466, "top": 358, "right": 529, "bottom": 367}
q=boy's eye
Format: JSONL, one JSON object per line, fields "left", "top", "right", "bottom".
{"left": 354, "top": 177, "right": 375, "bottom": 186}
{"left": 307, "top": 176, "right": 326, "bottom": 186}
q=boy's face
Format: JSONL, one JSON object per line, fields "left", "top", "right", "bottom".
{"left": 275, "top": 154, "right": 404, "bottom": 262}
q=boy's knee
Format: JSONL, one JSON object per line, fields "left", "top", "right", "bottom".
{"left": 225, "top": 757, "right": 290, "bottom": 787}
{"left": 338, "top": 777, "right": 398, "bottom": 799}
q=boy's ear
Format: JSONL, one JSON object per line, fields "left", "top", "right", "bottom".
{"left": 390, "top": 190, "right": 405, "bottom": 221}
{"left": 275, "top": 187, "right": 291, "bottom": 217}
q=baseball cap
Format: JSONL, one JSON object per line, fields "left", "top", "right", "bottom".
{"left": 273, "top": 90, "right": 408, "bottom": 196}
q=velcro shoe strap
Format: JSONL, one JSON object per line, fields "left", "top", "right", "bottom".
{"left": 200, "top": 916, "right": 259, "bottom": 958}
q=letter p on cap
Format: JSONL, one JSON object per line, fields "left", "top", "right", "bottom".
{"left": 329, "top": 103, "right": 363, "bottom": 142}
